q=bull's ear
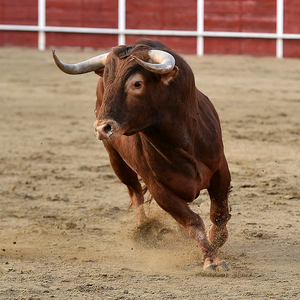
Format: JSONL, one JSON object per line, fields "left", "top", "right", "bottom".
{"left": 160, "top": 66, "right": 178, "bottom": 85}
{"left": 94, "top": 68, "right": 105, "bottom": 77}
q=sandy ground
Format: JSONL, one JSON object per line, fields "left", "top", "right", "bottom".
{"left": 0, "top": 47, "right": 299, "bottom": 300}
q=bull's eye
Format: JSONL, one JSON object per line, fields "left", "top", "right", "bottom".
{"left": 125, "top": 73, "right": 144, "bottom": 94}
{"left": 134, "top": 81, "right": 142, "bottom": 88}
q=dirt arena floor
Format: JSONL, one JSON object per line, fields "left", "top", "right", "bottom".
{"left": 0, "top": 46, "right": 299, "bottom": 299}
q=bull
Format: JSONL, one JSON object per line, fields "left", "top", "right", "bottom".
{"left": 52, "top": 39, "right": 231, "bottom": 270}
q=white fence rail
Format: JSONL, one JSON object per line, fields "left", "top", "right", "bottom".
{"left": 0, "top": 0, "right": 299, "bottom": 58}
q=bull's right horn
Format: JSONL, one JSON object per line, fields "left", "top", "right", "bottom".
{"left": 132, "top": 50, "right": 175, "bottom": 74}
{"left": 52, "top": 50, "right": 108, "bottom": 75}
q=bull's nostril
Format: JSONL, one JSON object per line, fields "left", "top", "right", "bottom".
{"left": 103, "top": 124, "right": 111, "bottom": 134}
{"left": 103, "top": 124, "right": 113, "bottom": 137}
{"left": 95, "top": 122, "right": 116, "bottom": 139}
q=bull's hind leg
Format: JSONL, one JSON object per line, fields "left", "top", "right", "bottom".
{"left": 103, "top": 142, "right": 147, "bottom": 225}
{"left": 207, "top": 157, "right": 231, "bottom": 251}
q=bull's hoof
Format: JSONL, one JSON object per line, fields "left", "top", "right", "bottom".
{"left": 203, "top": 259, "right": 229, "bottom": 271}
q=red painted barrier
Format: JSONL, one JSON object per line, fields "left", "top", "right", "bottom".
{"left": 126, "top": 0, "right": 197, "bottom": 31}
{"left": 0, "top": 0, "right": 299, "bottom": 57}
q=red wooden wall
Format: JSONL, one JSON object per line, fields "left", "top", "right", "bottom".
{"left": 283, "top": 0, "right": 300, "bottom": 57}
{"left": 46, "top": 0, "right": 118, "bottom": 49}
{"left": 204, "top": 0, "right": 277, "bottom": 56}
{"left": 0, "top": 0, "right": 299, "bottom": 57}
{"left": 0, "top": 0, "right": 38, "bottom": 46}
{"left": 126, "top": 0, "right": 197, "bottom": 54}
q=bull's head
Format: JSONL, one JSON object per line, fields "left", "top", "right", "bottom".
{"left": 52, "top": 43, "right": 178, "bottom": 140}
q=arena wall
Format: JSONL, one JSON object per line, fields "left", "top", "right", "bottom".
{"left": 0, "top": 0, "right": 299, "bottom": 57}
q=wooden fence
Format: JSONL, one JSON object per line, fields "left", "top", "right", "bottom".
{"left": 0, "top": 0, "right": 299, "bottom": 57}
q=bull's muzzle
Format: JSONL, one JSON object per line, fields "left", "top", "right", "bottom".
{"left": 94, "top": 120, "right": 120, "bottom": 140}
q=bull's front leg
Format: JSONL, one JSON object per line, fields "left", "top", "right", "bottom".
{"left": 149, "top": 183, "right": 229, "bottom": 271}
{"left": 207, "top": 159, "right": 231, "bottom": 251}
{"left": 103, "top": 142, "right": 147, "bottom": 225}
{"left": 188, "top": 224, "right": 229, "bottom": 271}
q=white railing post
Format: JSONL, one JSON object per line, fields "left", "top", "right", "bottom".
{"left": 118, "top": 0, "right": 126, "bottom": 45}
{"left": 197, "top": 0, "right": 204, "bottom": 56}
{"left": 276, "top": 0, "right": 284, "bottom": 58}
{"left": 38, "top": 0, "right": 46, "bottom": 51}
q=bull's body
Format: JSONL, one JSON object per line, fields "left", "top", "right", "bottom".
{"left": 53, "top": 39, "right": 231, "bottom": 270}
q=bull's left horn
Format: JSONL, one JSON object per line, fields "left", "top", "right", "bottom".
{"left": 132, "top": 50, "right": 175, "bottom": 74}
{"left": 52, "top": 50, "right": 108, "bottom": 75}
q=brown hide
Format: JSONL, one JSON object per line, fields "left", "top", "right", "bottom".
{"left": 56, "top": 38, "right": 231, "bottom": 270}
{"left": 94, "top": 39, "right": 231, "bottom": 270}
{"left": 94, "top": 39, "right": 227, "bottom": 202}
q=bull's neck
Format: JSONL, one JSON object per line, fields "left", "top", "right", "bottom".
{"left": 141, "top": 74, "right": 203, "bottom": 151}
{"left": 141, "top": 102, "right": 198, "bottom": 153}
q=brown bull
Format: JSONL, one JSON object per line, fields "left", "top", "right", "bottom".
{"left": 52, "top": 39, "right": 231, "bottom": 270}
